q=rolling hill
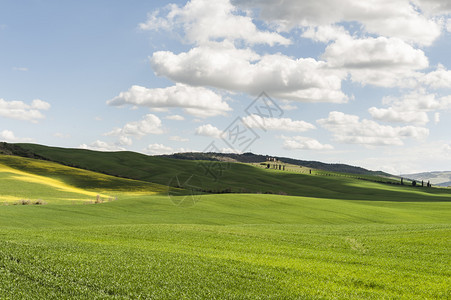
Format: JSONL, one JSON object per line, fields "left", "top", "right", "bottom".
{"left": 0, "top": 142, "right": 450, "bottom": 298}
{"left": 162, "top": 152, "right": 391, "bottom": 176}
{"left": 6, "top": 142, "right": 451, "bottom": 202}
{"left": 0, "top": 154, "right": 167, "bottom": 204}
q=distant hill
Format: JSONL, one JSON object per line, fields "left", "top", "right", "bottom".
{"left": 402, "top": 171, "right": 451, "bottom": 187}
{"left": 161, "top": 152, "right": 391, "bottom": 177}
{"left": 0, "top": 142, "right": 390, "bottom": 177}
{"left": 0, "top": 142, "right": 428, "bottom": 201}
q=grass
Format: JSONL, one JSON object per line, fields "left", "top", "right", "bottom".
{"left": 0, "top": 148, "right": 450, "bottom": 298}
{"left": 0, "top": 155, "right": 168, "bottom": 204}
{"left": 15, "top": 143, "right": 451, "bottom": 201}
{"left": 0, "top": 194, "right": 449, "bottom": 299}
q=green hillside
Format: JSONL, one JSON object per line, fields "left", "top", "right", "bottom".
{"left": 163, "top": 151, "right": 391, "bottom": 176}
{"left": 14, "top": 143, "right": 451, "bottom": 202}
{"left": 0, "top": 154, "right": 167, "bottom": 204}
{"left": 0, "top": 143, "right": 450, "bottom": 298}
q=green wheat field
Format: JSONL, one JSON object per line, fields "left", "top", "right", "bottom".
{"left": 0, "top": 144, "right": 450, "bottom": 299}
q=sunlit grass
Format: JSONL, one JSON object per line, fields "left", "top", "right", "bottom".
{"left": 0, "top": 155, "right": 168, "bottom": 204}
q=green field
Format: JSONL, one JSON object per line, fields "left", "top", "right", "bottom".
{"left": 14, "top": 143, "right": 451, "bottom": 201}
{"left": 0, "top": 155, "right": 167, "bottom": 204}
{"left": 0, "top": 150, "right": 450, "bottom": 298}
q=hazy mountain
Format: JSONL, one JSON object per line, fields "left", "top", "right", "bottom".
{"left": 402, "top": 171, "right": 451, "bottom": 187}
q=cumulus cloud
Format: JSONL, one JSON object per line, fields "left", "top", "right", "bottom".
{"left": 79, "top": 140, "right": 126, "bottom": 152}
{"left": 0, "top": 98, "right": 51, "bottom": 123}
{"left": 324, "top": 36, "right": 428, "bottom": 70}
{"left": 117, "top": 135, "right": 133, "bottom": 146}
{"left": 414, "top": 0, "right": 451, "bottom": 15}
{"left": 0, "top": 130, "right": 33, "bottom": 143}
{"left": 151, "top": 41, "right": 348, "bottom": 103}
{"left": 242, "top": 114, "right": 315, "bottom": 132}
{"left": 419, "top": 64, "right": 451, "bottom": 89}
{"left": 108, "top": 83, "right": 231, "bottom": 118}
{"left": 140, "top": 0, "right": 290, "bottom": 46}
{"left": 234, "top": 0, "right": 443, "bottom": 45}
{"left": 318, "top": 111, "right": 429, "bottom": 146}
{"left": 165, "top": 114, "right": 185, "bottom": 121}
{"left": 302, "top": 25, "right": 349, "bottom": 43}
{"left": 195, "top": 124, "right": 222, "bottom": 138}
{"left": 107, "top": 114, "right": 164, "bottom": 137}
{"left": 144, "top": 143, "right": 174, "bottom": 155}
{"left": 282, "top": 135, "right": 333, "bottom": 150}
{"left": 323, "top": 35, "right": 429, "bottom": 87}
{"left": 369, "top": 92, "right": 451, "bottom": 125}
{"left": 368, "top": 107, "right": 429, "bottom": 125}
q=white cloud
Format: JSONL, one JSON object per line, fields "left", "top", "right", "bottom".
{"left": 108, "top": 83, "right": 231, "bottom": 118}
{"left": 282, "top": 135, "right": 333, "bottom": 150}
{"left": 195, "top": 124, "right": 222, "bottom": 138}
{"left": 318, "top": 111, "right": 429, "bottom": 146}
{"left": 169, "top": 135, "right": 189, "bottom": 142}
{"left": 165, "top": 114, "right": 185, "bottom": 121}
{"left": 324, "top": 36, "right": 428, "bottom": 70}
{"left": 79, "top": 140, "right": 125, "bottom": 152}
{"left": 151, "top": 41, "right": 348, "bottom": 103}
{"left": 302, "top": 25, "right": 349, "bottom": 43}
{"left": 0, "top": 98, "right": 50, "bottom": 123}
{"left": 368, "top": 107, "right": 429, "bottom": 125}
{"left": 31, "top": 99, "right": 51, "bottom": 110}
{"left": 420, "top": 64, "right": 451, "bottom": 89}
{"left": 414, "top": 0, "right": 451, "bottom": 15}
{"left": 447, "top": 19, "right": 451, "bottom": 32}
{"left": 117, "top": 135, "right": 133, "bottom": 146}
{"left": 242, "top": 114, "right": 315, "bottom": 132}
{"left": 144, "top": 143, "right": 174, "bottom": 155}
{"left": 323, "top": 35, "right": 428, "bottom": 88}
{"left": 382, "top": 92, "right": 448, "bottom": 110}
{"left": 434, "top": 112, "right": 440, "bottom": 124}
{"left": 140, "top": 0, "right": 290, "bottom": 46}
{"left": 279, "top": 103, "right": 298, "bottom": 111}
{"left": 0, "top": 130, "right": 33, "bottom": 143}
{"left": 234, "top": 0, "right": 443, "bottom": 45}
{"left": 107, "top": 114, "right": 164, "bottom": 137}
{"left": 369, "top": 92, "right": 451, "bottom": 125}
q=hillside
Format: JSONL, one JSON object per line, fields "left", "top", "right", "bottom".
{"left": 6, "top": 143, "right": 451, "bottom": 202}
{"left": 0, "top": 154, "right": 167, "bottom": 204}
{"left": 162, "top": 152, "right": 390, "bottom": 176}
{"left": 0, "top": 143, "right": 450, "bottom": 298}
{"left": 402, "top": 171, "right": 451, "bottom": 187}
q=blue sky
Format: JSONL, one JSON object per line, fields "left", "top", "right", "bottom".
{"left": 1, "top": 0, "right": 451, "bottom": 174}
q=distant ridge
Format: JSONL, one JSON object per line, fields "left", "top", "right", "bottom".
{"left": 1, "top": 142, "right": 390, "bottom": 177}
{"left": 402, "top": 171, "right": 451, "bottom": 187}
{"left": 160, "top": 152, "right": 391, "bottom": 177}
